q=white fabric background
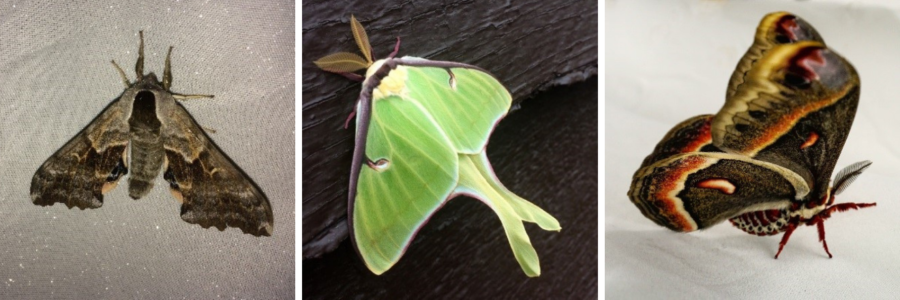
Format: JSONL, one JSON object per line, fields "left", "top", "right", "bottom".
{"left": 607, "top": 1, "right": 900, "bottom": 298}
{"left": 0, "top": 1, "right": 294, "bottom": 299}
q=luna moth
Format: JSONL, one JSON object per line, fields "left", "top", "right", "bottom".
{"left": 314, "top": 15, "right": 560, "bottom": 276}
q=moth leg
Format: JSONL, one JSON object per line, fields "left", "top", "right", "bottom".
{"left": 815, "top": 217, "right": 832, "bottom": 258}
{"left": 387, "top": 37, "right": 401, "bottom": 59}
{"left": 811, "top": 202, "right": 876, "bottom": 258}
{"left": 333, "top": 72, "right": 364, "bottom": 82}
{"left": 172, "top": 93, "right": 215, "bottom": 100}
{"left": 824, "top": 202, "right": 877, "bottom": 214}
{"left": 344, "top": 109, "right": 356, "bottom": 129}
{"left": 110, "top": 60, "right": 131, "bottom": 88}
{"left": 774, "top": 221, "right": 798, "bottom": 259}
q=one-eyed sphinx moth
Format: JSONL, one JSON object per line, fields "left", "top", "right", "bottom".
{"left": 628, "top": 12, "right": 874, "bottom": 258}
{"left": 31, "top": 31, "right": 274, "bottom": 236}
{"left": 314, "top": 16, "right": 560, "bottom": 276}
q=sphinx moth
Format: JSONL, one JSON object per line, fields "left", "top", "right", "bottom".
{"left": 628, "top": 12, "right": 874, "bottom": 258}
{"left": 31, "top": 31, "right": 274, "bottom": 236}
{"left": 314, "top": 16, "right": 560, "bottom": 276}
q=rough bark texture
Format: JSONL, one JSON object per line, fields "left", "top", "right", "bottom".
{"left": 303, "top": 76, "right": 598, "bottom": 298}
{"left": 302, "top": 0, "right": 597, "bottom": 260}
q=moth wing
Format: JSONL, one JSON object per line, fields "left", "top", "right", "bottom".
{"left": 395, "top": 58, "right": 512, "bottom": 154}
{"left": 636, "top": 114, "right": 719, "bottom": 169}
{"left": 726, "top": 12, "right": 824, "bottom": 101}
{"left": 31, "top": 99, "right": 131, "bottom": 209}
{"left": 352, "top": 92, "right": 459, "bottom": 275}
{"left": 629, "top": 152, "right": 809, "bottom": 231}
{"left": 711, "top": 40, "right": 859, "bottom": 199}
{"left": 159, "top": 102, "right": 273, "bottom": 236}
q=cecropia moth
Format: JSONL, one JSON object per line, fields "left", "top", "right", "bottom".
{"left": 628, "top": 12, "right": 874, "bottom": 258}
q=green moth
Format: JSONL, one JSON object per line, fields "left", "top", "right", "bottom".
{"left": 314, "top": 15, "right": 560, "bottom": 277}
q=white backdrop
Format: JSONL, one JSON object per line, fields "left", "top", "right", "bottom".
{"left": 0, "top": 1, "right": 294, "bottom": 299}
{"left": 607, "top": 1, "right": 900, "bottom": 298}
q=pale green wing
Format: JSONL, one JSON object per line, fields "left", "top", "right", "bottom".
{"left": 354, "top": 94, "right": 458, "bottom": 275}
{"left": 455, "top": 152, "right": 560, "bottom": 277}
{"left": 352, "top": 57, "right": 558, "bottom": 277}
{"left": 404, "top": 65, "right": 511, "bottom": 153}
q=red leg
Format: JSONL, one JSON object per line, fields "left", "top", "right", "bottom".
{"left": 775, "top": 222, "right": 798, "bottom": 259}
{"left": 826, "top": 202, "right": 876, "bottom": 214}
{"left": 815, "top": 218, "right": 832, "bottom": 258}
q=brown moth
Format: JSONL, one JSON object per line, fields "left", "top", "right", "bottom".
{"left": 628, "top": 12, "right": 873, "bottom": 258}
{"left": 31, "top": 31, "right": 273, "bottom": 236}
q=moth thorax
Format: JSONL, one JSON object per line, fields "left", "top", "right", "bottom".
{"left": 367, "top": 60, "right": 409, "bottom": 100}
{"left": 729, "top": 209, "right": 791, "bottom": 235}
{"left": 790, "top": 201, "right": 827, "bottom": 220}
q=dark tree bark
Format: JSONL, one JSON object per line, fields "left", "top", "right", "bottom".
{"left": 302, "top": 0, "right": 597, "bottom": 297}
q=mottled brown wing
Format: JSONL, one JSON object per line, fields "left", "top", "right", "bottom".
{"left": 159, "top": 101, "right": 274, "bottom": 236}
{"left": 31, "top": 99, "right": 131, "bottom": 209}
{"left": 711, "top": 41, "right": 859, "bottom": 200}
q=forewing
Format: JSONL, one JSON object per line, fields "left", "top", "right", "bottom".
{"left": 712, "top": 41, "right": 859, "bottom": 199}
{"left": 398, "top": 58, "right": 511, "bottom": 154}
{"left": 354, "top": 94, "right": 458, "bottom": 275}
{"left": 726, "top": 12, "right": 824, "bottom": 101}
{"left": 629, "top": 152, "right": 809, "bottom": 231}
{"left": 160, "top": 102, "right": 273, "bottom": 236}
{"left": 31, "top": 99, "right": 131, "bottom": 209}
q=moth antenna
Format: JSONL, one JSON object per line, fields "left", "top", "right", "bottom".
{"left": 832, "top": 160, "right": 872, "bottom": 195}
{"left": 163, "top": 46, "right": 173, "bottom": 90}
{"left": 110, "top": 60, "right": 131, "bottom": 88}
{"left": 136, "top": 31, "right": 144, "bottom": 80}
{"left": 172, "top": 93, "right": 215, "bottom": 101}
{"left": 387, "top": 37, "right": 401, "bottom": 59}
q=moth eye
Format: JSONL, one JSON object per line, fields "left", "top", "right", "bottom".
{"left": 748, "top": 110, "right": 767, "bottom": 120}
{"left": 164, "top": 169, "right": 179, "bottom": 189}
{"left": 734, "top": 123, "right": 751, "bottom": 133}
{"left": 783, "top": 72, "right": 811, "bottom": 89}
{"left": 106, "top": 161, "right": 128, "bottom": 182}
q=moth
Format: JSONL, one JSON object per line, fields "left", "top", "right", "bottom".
{"left": 314, "top": 16, "right": 560, "bottom": 276}
{"left": 628, "top": 12, "right": 874, "bottom": 258}
{"left": 31, "top": 31, "right": 274, "bottom": 236}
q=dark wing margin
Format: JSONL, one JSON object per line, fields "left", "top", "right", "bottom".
{"left": 161, "top": 103, "right": 274, "bottom": 236}
{"left": 629, "top": 152, "right": 808, "bottom": 231}
{"left": 30, "top": 99, "right": 130, "bottom": 209}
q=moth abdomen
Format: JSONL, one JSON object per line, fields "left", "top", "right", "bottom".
{"left": 729, "top": 209, "right": 790, "bottom": 236}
